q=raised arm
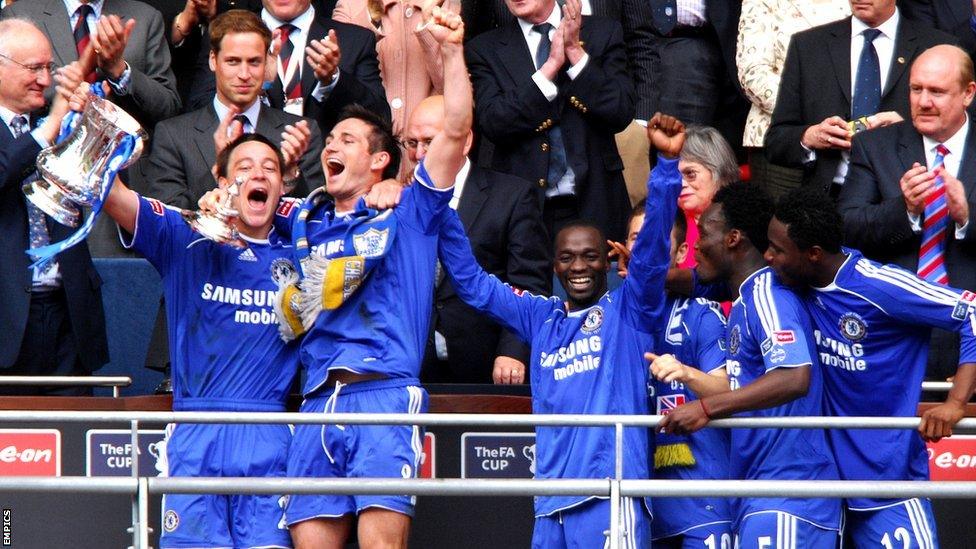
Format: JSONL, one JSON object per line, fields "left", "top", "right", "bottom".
{"left": 438, "top": 208, "right": 556, "bottom": 345}
{"left": 619, "top": 113, "right": 683, "bottom": 328}
{"left": 419, "top": 0, "right": 471, "bottom": 189}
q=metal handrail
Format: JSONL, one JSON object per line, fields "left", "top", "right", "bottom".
{"left": 1, "top": 477, "right": 975, "bottom": 499}
{"left": 0, "top": 376, "right": 132, "bottom": 397}
{"left": 0, "top": 410, "right": 975, "bottom": 431}
{"left": 922, "top": 381, "right": 953, "bottom": 392}
{"left": 4, "top": 410, "right": 976, "bottom": 548}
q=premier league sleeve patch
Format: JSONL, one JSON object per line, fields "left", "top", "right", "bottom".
{"left": 147, "top": 198, "right": 165, "bottom": 216}
{"left": 952, "top": 291, "right": 976, "bottom": 320}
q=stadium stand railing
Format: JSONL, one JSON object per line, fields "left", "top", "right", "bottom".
{"left": 0, "top": 411, "right": 974, "bottom": 549}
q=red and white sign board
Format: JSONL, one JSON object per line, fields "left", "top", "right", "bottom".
{"left": 0, "top": 429, "right": 61, "bottom": 477}
{"left": 927, "top": 435, "right": 976, "bottom": 481}
{"left": 419, "top": 433, "right": 436, "bottom": 479}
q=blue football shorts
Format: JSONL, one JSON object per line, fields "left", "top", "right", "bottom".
{"left": 844, "top": 498, "right": 939, "bottom": 549}
{"left": 532, "top": 497, "right": 650, "bottom": 549}
{"left": 285, "top": 378, "right": 428, "bottom": 526}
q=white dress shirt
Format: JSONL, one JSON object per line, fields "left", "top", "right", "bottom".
{"left": 213, "top": 96, "right": 261, "bottom": 134}
{"left": 909, "top": 117, "right": 971, "bottom": 237}
{"left": 262, "top": 5, "right": 339, "bottom": 116}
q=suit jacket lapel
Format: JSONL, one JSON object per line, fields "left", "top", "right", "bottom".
{"left": 194, "top": 106, "right": 221, "bottom": 171}
{"left": 957, "top": 124, "right": 976, "bottom": 203}
{"left": 301, "top": 15, "right": 329, "bottom": 102}
{"left": 457, "top": 166, "right": 488, "bottom": 233}
{"left": 255, "top": 104, "right": 284, "bottom": 137}
{"left": 41, "top": 0, "right": 78, "bottom": 66}
{"left": 497, "top": 23, "right": 538, "bottom": 87}
{"left": 899, "top": 123, "right": 927, "bottom": 172}
{"left": 827, "top": 20, "right": 853, "bottom": 108}
{"left": 884, "top": 19, "right": 916, "bottom": 98}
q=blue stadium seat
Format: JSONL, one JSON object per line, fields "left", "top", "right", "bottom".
{"left": 93, "top": 258, "right": 163, "bottom": 396}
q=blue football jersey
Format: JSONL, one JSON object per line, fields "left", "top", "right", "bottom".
{"left": 726, "top": 268, "right": 840, "bottom": 529}
{"left": 650, "top": 296, "right": 732, "bottom": 538}
{"left": 437, "top": 157, "right": 681, "bottom": 517}
{"left": 122, "top": 195, "right": 300, "bottom": 411}
{"left": 804, "top": 248, "right": 976, "bottom": 510}
{"left": 272, "top": 164, "right": 452, "bottom": 395}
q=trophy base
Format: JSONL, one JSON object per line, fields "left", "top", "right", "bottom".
{"left": 23, "top": 179, "right": 81, "bottom": 227}
{"left": 181, "top": 210, "right": 248, "bottom": 249}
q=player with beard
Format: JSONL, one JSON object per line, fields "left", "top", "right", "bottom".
{"left": 101, "top": 131, "right": 300, "bottom": 548}
{"left": 658, "top": 183, "right": 842, "bottom": 547}
{"left": 766, "top": 187, "right": 976, "bottom": 547}
{"left": 435, "top": 114, "right": 684, "bottom": 548}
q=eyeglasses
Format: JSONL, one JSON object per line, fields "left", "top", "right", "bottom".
{"left": 402, "top": 138, "right": 433, "bottom": 150}
{"left": 0, "top": 53, "right": 57, "bottom": 76}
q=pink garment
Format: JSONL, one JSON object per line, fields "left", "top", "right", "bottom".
{"left": 332, "top": 0, "right": 443, "bottom": 138}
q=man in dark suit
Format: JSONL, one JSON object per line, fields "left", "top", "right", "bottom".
{"left": 839, "top": 44, "right": 976, "bottom": 379}
{"left": 3, "top": 0, "right": 182, "bottom": 130}
{"left": 645, "top": 0, "right": 747, "bottom": 150}
{"left": 407, "top": 95, "right": 551, "bottom": 385}
{"left": 0, "top": 19, "right": 107, "bottom": 395}
{"left": 466, "top": 0, "right": 635, "bottom": 242}
{"left": 147, "top": 10, "right": 322, "bottom": 209}
{"left": 766, "top": 0, "right": 956, "bottom": 194}
{"left": 186, "top": 0, "right": 389, "bottom": 134}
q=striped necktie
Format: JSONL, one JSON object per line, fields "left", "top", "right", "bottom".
{"left": 918, "top": 144, "right": 950, "bottom": 284}
{"left": 278, "top": 24, "right": 302, "bottom": 101}
{"left": 74, "top": 4, "right": 97, "bottom": 82}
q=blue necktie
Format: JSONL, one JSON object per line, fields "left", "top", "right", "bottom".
{"left": 852, "top": 28, "right": 882, "bottom": 118}
{"left": 532, "top": 23, "right": 568, "bottom": 188}
{"left": 11, "top": 116, "right": 55, "bottom": 275}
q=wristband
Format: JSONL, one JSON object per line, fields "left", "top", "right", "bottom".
{"left": 699, "top": 398, "right": 712, "bottom": 420}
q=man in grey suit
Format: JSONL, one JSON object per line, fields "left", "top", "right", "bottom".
{"left": 147, "top": 9, "right": 322, "bottom": 210}
{"left": 2, "top": 0, "right": 181, "bottom": 129}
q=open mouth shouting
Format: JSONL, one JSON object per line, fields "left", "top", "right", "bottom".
{"left": 326, "top": 157, "right": 346, "bottom": 180}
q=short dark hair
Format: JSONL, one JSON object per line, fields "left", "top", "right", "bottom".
{"left": 210, "top": 10, "right": 272, "bottom": 54}
{"left": 336, "top": 104, "right": 400, "bottom": 180}
{"left": 215, "top": 133, "right": 285, "bottom": 179}
{"left": 556, "top": 220, "right": 607, "bottom": 254}
{"left": 711, "top": 181, "right": 774, "bottom": 253}
{"left": 774, "top": 186, "right": 843, "bottom": 253}
{"left": 628, "top": 200, "right": 687, "bottom": 244}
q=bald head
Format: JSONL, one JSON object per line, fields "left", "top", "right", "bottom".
{"left": 0, "top": 18, "right": 53, "bottom": 114}
{"left": 405, "top": 95, "right": 471, "bottom": 162}
{"left": 909, "top": 45, "right": 976, "bottom": 142}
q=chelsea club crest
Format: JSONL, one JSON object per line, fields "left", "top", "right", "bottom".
{"left": 839, "top": 312, "right": 867, "bottom": 341}
{"left": 270, "top": 258, "right": 297, "bottom": 285}
{"left": 728, "top": 324, "right": 741, "bottom": 356}
{"left": 581, "top": 306, "right": 604, "bottom": 333}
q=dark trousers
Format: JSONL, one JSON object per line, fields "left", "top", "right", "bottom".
{"left": 748, "top": 148, "right": 804, "bottom": 202}
{"left": 1, "top": 290, "right": 91, "bottom": 396}
{"left": 653, "top": 33, "right": 723, "bottom": 125}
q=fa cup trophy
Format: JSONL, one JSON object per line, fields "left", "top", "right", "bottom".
{"left": 24, "top": 93, "right": 146, "bottom": 228}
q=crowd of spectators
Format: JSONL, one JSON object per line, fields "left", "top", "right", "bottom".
{"left": 3, "top": 0, "right": 976, "bottom": 389}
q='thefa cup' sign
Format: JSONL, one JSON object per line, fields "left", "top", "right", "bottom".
{"left": 927, "top": 435, "right": 976, "bottom": 481}
{"left": 0, "top": 429, "right": 61, "bottom": 476}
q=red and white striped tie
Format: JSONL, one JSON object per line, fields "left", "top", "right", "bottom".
{"left": 918, "top": 144, "right": 950, "bottom": 285}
